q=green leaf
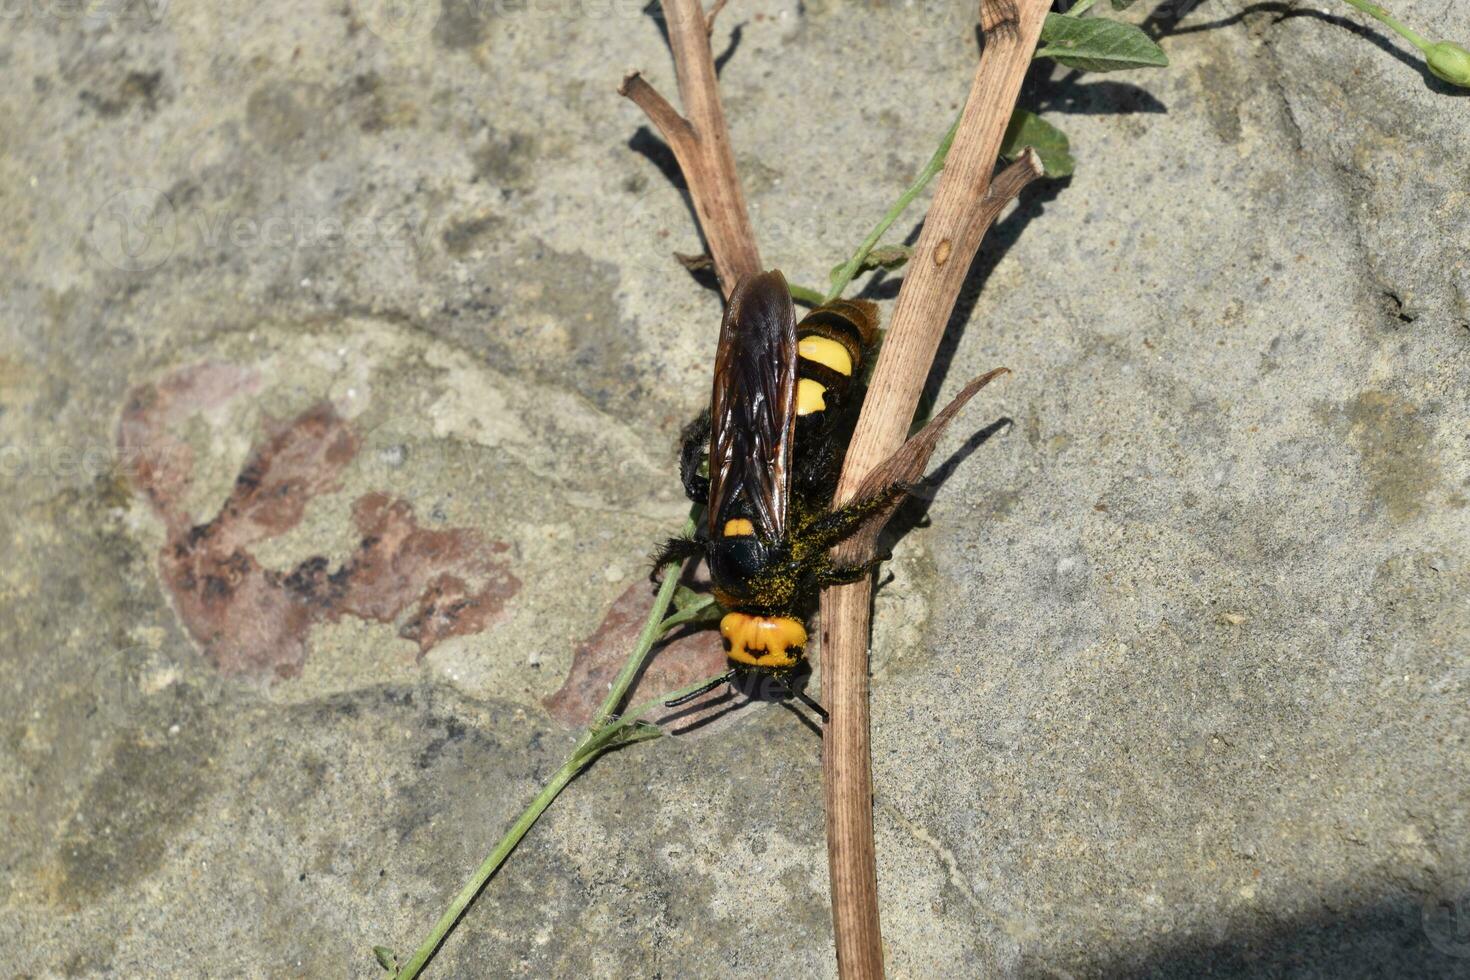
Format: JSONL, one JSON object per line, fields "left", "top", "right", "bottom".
{"left": 373, "top": 946, "right": 398, "bottom": 973}
{"left": 601, "top": 720, "right": 666, "bottom": 752}
{"left": 827, "top": 244, "right": 913, "bottom": 285}
{"left": 1036, "top": 13, "right": 1168, "bottom": 72}
{"left": 666, "top": 587, "right": 719, "bottom": 629}
{"left": 1000, "top": 110, "right": 1075, "bottom": 179}
{"left": 865, "top": 243, "right": 913, "bottom": 270}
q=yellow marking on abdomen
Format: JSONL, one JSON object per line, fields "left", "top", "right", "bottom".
{"left": 721, "top": 612, "right": 806, "bottom": 669}
{"left": 798, "top": 335, "right": 853, "bottom": 376}
{"left": 722, "top": 518, "right": 755, "bottom": 537}
{"left": 796, "top": 378, "right": 827, "bottom": 416}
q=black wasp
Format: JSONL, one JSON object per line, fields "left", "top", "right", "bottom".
{"left": 654, "top": 270, "right": 917, "bottom": 713}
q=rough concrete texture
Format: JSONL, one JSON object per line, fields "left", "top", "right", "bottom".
{"left": 2, "top": 0, "right": 1468, "bottom": 975}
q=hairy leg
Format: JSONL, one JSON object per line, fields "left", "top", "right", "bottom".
{"left": 649, "top": 535, "right": 705, "bottom": 580}
{"left": 812, "top": 552, "right": 890, "bottom": 588}
{"left": 678, "top": 410, "right": 712, "bottom": 504}
{"left": 802, "top": 481, "right": 914, "bottom": 552}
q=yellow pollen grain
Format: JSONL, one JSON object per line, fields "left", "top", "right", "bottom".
{"left": 798, "top": 335, "right": 853, "bottom": 375}
{"left": 796, "top": 378, "right": 827, "bottom": 416}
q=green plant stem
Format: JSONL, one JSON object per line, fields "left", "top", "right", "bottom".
{"left": 585, "top": 511, "right": 697, "bottom": 732}
{"left": 1338, "top": 0, "right": 1431, "bottom": 50}
{"left": 656, "top": 594, "right": 718, "bottom": 633}
{"left": 787, "top": 282, "right": 826, "bottom": 306}
{"left": 390, "top": 510, "right": 703, "bottom": 979}
{"left": 392, "top": 756, "right": 581, "bottom": 979}
{"left": 823, "top": 110, "right": 962, "bottom": 305}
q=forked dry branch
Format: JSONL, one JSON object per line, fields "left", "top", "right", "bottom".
{"left": 622, "top": 0, "right": 1052, "bottom": 975}
{"left": 618, "top": 0, "right": 760, "bottom": 297}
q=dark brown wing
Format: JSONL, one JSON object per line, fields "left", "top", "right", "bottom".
{"left": 707, "top": 270, "right": 797, "bottom": 541}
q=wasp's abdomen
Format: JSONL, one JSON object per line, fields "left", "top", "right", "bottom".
{"left": 720, "top": 611, "right": 807, "bottom": 669}
{"left": 794, "top": 300, "right": 879, "bottom": 418}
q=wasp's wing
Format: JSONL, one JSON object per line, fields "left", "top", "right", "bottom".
{"left": 707, "top": 270, "right": 798, "bottom": 540}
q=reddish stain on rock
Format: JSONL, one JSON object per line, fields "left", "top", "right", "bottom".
{"left": 282, "top": 493, "right": 521, "bottom": 655}
{"left": 117, "top": 362, "right": 262, "bottom": 523}
{"left": 119, "top": 364, "right": 521, "bottom": 680}
{"left": 543, "top": 579, "right": 728, "bottom": 732}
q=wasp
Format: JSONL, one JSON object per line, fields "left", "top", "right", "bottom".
{"left": 654, "top": 270, "right": 915, "bottom": 713}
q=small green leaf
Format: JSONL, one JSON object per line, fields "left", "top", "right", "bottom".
{"left": 603, "top": 720, "right": 666, "bottom": 752}
{"left": 373, "top": 946, "right": 398, "bottom": 973}
{"left": 1000, "top": 110, "right": 1075, "bottom": 179}
{"left": 1036, "top": 13, "right": 1168, "bottom": 72}
{"left": 666, "top": 587, "right": 719, "bottom": 628}
{"left": 827, "top": 244, "right": 913, "bottom": 285}
{"left": 866, "top": 244, "right": 913, "bottom": 270}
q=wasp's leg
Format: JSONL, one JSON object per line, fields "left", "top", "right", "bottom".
{"left": 802, "top": 481, "right": 915, "bottom": 551}
{"left": 811, "top": 552, "right": 891, "bottom": 588}
{"left": 649, "top": 535, "right": 705, "bottom": 580}
{"left": 772, "top": 674, "right": 829, "bottom": 722}
{"left": 678, "top": 410, "right": 712, "bottom": 504}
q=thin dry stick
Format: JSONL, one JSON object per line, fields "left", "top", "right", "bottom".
{"left": 819, "top": 0, "right": 1053, "bottom": 976}
{"left": 619, "top": 0, "right": 761, "bottom": 297}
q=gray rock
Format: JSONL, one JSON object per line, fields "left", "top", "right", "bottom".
{"left": 1, "top": 0, "right": 1466, "bottom": 976}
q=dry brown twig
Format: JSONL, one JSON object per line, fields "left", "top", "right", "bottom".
{"left": 822, "top": 87, "right": 1048, "bottom": 980}
{"left": 623, "top": 0, "right": 1051, "bottom": 976}
{"left": 619, "top": 0, "right": 758, "bottom": 298}
{"left": 820, "top": 0, "right": 1052, "bottom": 968}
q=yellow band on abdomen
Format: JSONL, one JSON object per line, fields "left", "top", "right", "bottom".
{"left": 796, "top": 378, "right": 827, "bottom": 416}
{"left": 721, "top": 612, "right": 807, "bottom": 669}
{"left": 798, "top": 335, "right": 853, "bottom": 375}
{"left": 722, "top": 518, "right": 755, "bottom": 537}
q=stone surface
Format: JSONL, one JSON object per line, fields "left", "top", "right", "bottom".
{"left": 2, "top": 0, "right": 1468, "bottom": 976}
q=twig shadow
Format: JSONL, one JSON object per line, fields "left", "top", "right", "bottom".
{"left": 918, "top": 175, "right": 1065, "bottom": 419}
{"left": 875, "top": 416, "right": 1014, "bottom": 561}
{"left": 627, "top": 127, "right": 725, "bottom": 295}
{"left": 714, "top": 24, "right": 744, "bottom": 77}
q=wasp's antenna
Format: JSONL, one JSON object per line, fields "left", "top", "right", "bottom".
{"left": 664, "top": 670, "right": 734, "bottom": 708}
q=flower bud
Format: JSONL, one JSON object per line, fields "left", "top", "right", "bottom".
{"left": 1425, "top": 41, "right": 1470, "bottom": 87}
